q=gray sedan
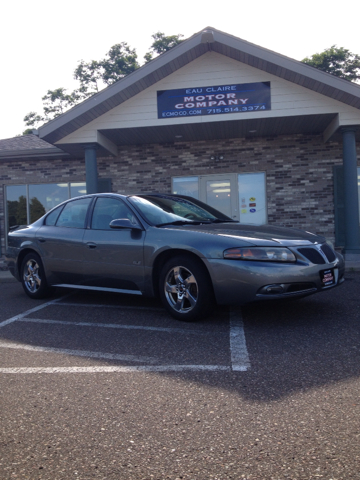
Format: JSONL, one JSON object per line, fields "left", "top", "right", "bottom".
{"left": 6, "top": 193, "right": 345, "bottom": 321}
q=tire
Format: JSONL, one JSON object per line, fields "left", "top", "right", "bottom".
{"left": 21, "top": 252, "right": 53, "bottom": 299}
{"left": 159, "top": 255, "right": 214, "bottom": 322}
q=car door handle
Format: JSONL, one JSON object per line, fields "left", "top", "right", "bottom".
{"left": 37, "top": 237, "right": 46, "bottom": 243}
{"left": 86, "top": 242, "right": 97, "bottom": 249}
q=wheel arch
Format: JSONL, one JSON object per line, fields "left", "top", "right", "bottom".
{"left": 151, "top": 248, "right": 214, "bottom": 299}
{"left": 16, "top": 248, "right": 41, "bottom": 278}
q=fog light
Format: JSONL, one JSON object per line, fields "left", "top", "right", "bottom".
{"left": 265, "top": 285, "right": 284, "bottom": 294}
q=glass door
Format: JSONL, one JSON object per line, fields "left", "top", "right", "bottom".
{"left": 173, "top": 172, "right": 267, "bottom": 224}
{"left": 200, "top": 174, "right": 239, "bottom": 220}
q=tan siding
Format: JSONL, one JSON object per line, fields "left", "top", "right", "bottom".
{"left": 57, "top": 52, "right": 360, "bottom": 145}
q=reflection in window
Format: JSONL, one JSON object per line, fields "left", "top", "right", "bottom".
{"left": 71, "top": 183, "right": 87, "bottom": 198}
{"left": 5, "top": 182, "right": 86, "bottom": 231}
{"left": 29, "top": 184, "right": 69, "bottom": 223}
{"left": 6, "top": 185, "right": 27, "bottom": 230}
{"left": 56, "top": 198, "right": 92, "bottom": 228}
{"left": 172, "top": 176, "right": 199, "bottom": 199}
{"left": 45, "top": 205, "right": 64, "bottom": 226}
{"left": 206, "top": 180, "right": 232, "bottom": 218}
{"left": 91, "top": 197, "right": 134, "bottom": 230}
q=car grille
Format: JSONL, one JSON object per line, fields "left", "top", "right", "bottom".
{"left": 320, "top": 243, "right": 336, "bottom": 263}
{"left": 297, "top": 244, "right": 336, "bottom": 265}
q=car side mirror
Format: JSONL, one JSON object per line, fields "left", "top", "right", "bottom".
{"left": 109, "top": 218, "right": 143, "bottom": 231}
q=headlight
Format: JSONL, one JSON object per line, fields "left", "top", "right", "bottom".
{"left": 223, "top": 247, "right": 296, "bottom": 262}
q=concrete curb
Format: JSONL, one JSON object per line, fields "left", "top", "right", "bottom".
{"left": 0, "top": 271, "right": 17, "bottom": 283}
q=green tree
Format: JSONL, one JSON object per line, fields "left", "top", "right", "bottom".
{"left": 73, "top": 42, "right": 139, "bottom": 99}
{"left": 302, "top": 46, "right": 360, "bottom": 82}
{"left": 30, "top": 197, "right": 46, "bottom": 223}
{"left": 23, "top": 88, "right": 82, "bottom": 128}
{"left": 144, "top": 32, "right": 184, "bottom": 63}
{"left": 42, "top": 88, "right": 81, "bottom": 119}
{"left": 23, "top": 38, "right": 154, "bottom": 132}
{"left": 23, "top": 33, "right": 184, "bottom": 132}
{"left": 23, "top": 112, "right": 45, "bottom": 129}
{"left": 101, "top": 43, "right": 139, "bottom": 84}
{"left": 7, "top": 196, "right": 27, "bottom": 228}
{"left": 73, "top": 59, "right": 104, "bottom": 98}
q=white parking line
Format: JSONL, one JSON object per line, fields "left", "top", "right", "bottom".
{"left": 0, "top": 365, "right": 231, "bottom": 374}
{"left": 0, "top": 295, "right": 72, "bottom": 329}
{"left": 18, "top": 318, "right": 210, "bottom": 335}
{"left": 0, "top": 300, "right": 251, "bottom": 372}
{"left": 0, "top": 341, "right": 157, "bottom": 363}
{"left": 229, "top": 307, "right": 251, "bottom": 371}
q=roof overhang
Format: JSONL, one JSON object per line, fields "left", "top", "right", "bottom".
{"left": 38, "top": 27, "right": 360, "bottom": 150}
{"left": 55, "top": 113, "right": 342, "bottom": 157}
{"left": 0, "top": 144, "right": 69, "bottom": 162}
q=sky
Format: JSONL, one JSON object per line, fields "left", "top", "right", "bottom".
{"left": 1, "top": 0, "right": 360, "bottom": 140}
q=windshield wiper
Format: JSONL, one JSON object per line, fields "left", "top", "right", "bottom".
{"left": 208, "top": 218, "right": 237, "bottom": 223}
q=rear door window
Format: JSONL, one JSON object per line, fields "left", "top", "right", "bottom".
{"left": 56, "top": 198, "right": 92, "bottom": 228}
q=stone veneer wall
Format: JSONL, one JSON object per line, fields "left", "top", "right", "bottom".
{"left": 1, "top": 133, "right": 359, "bottom": 268}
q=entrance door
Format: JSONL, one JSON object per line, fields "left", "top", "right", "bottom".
{"left": 200, "top": 174, "right": 239, "bottom": 220}
{"left": 173, "top": 172, "right": 267, "bottom": 224}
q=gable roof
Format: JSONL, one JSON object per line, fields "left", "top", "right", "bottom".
{"left": 39, "top": 26, "right": 360, "bottom": 146}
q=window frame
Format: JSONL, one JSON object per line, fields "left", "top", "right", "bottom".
{"left": 4, "top": 181, "right": 87, "bottom": 249}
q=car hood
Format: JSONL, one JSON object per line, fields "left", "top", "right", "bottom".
{"left": 161, "top": 222, "right": 325, "bottom": 246}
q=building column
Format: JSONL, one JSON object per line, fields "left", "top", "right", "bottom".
{"left": 341, "top": 127, "right": 360, "bottom": 257}
{"left": 83, "top": 144, "right": 98, "bottom": 194}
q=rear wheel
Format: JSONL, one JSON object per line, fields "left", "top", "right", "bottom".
{"left": 21, "top": 252, "right": 53, "bottom": 299}
{"left": 159, "top": 255, "right": 214, "bottom": 322}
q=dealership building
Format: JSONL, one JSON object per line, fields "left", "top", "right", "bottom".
{"left": 0, "top": 27, "right": 360, "bottom": 269}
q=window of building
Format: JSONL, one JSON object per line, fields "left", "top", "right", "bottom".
{"left": 172, "top": 177, "right": 199, "bottom": 199}
{"left": 172, "top": 172, "right": 267, "bottom": 224}
{"left": 238, "top": 172, "right": 267, "bottom": 225}
{"left": 5, "top": 182, "right": 86, "bottom": 232}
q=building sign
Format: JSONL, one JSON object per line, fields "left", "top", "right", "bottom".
{"left": 157, "top": 82, "right": 270, "bottom": 119}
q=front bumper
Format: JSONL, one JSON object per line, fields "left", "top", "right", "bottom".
{"left": 207, "top": 252, "right": 345, "bottom": 306}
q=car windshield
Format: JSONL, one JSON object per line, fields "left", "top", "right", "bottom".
{"left": 128, "top": 195, "right": 232, "bottom": 226}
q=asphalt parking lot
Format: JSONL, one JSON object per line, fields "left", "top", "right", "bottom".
{"left": 1, "top": 272, "right": 360, "bottom": 480}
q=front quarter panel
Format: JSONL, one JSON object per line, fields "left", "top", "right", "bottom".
{"left": 141, "top": 226, "right": 263, "bottom": 297}
{"left": 142, "top": 226, "right": 344, "bottom": 305}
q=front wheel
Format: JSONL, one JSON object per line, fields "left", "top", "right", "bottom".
{"left": 21, "top": 253, "right": 53, "bottom": 299}
{"left": 159, "top": 256, "right": 214, "bottom": 322}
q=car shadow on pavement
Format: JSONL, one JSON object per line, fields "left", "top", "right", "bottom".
{"left": 1, "top": 273, "right": 359, "bottom": 403}
{"left": 170, "top": 272, "right": 360, "bottom": 402}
